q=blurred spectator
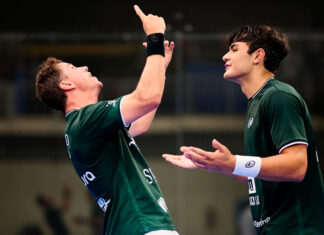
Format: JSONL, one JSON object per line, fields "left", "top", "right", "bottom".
{"left": 36, "top": 185, "right": 72, "bottom": 235}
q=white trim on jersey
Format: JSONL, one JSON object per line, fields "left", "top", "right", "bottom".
{"left": 119, "top": 96, "right": 129, "bottom": 128}
{"left": 65, "top": 109, "right": 77, "bottom": 117}
{"left": 144, "top": 230, "right": 179, "bottom": 235}
{"left": 251, "top": 77, "right": 274, "bottom": 99}
{"left": 279, "top": 141, "right": 308, "bottom": 153}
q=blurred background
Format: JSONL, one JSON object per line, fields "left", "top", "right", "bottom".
{"left": 0, "top": 1, "right": 323, "bottom": 235}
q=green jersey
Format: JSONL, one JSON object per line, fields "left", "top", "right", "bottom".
{"left": 244, "top": 78, "right": 324, "bottom": 234}
{"left": 64, "top": 97, "right": 175, "bottom": 235}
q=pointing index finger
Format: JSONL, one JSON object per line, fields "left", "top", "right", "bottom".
{"left": 134, "top": 5, "right": 146, "bottom": 20}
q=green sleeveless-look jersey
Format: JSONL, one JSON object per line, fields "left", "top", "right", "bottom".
{"left": 244, "top": 78, "right": 324, "bottom": 234}
{"left": 64, "top": 97, "right": 175, "bottom": 235}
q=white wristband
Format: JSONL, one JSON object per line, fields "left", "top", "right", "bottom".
{"left": 232, "top": 155, "right": 261, "bottom": 178}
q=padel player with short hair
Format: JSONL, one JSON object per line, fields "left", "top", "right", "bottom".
{"left": 35, "top": 5, "right": 178, "bottom": 235}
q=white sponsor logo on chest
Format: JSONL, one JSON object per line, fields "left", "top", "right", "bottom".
{"left": 81, "top": 171, "right": 96, "bottom": 186}
{"left": 97, "top": 198, "right": 111, "bottom": 212}
{"left": 143, "top": 168, "right": 157, "bottom": 184}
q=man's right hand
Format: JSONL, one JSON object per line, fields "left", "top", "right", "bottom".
{"left": 134, "top": 5, "right": 166, "bottom": 35}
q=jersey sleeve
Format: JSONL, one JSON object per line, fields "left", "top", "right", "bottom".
{"left": 78, "top": 97, "right": 127, "bottom": 138}
{"left": 262, "top": 91, "right": 308, "bottom": 153}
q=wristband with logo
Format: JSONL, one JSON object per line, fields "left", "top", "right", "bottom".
{"left": 232, "top": 155, "right": 261, "bottom": 178}
{"left": 147, "top": 33, "right": 165, "bottom": 57}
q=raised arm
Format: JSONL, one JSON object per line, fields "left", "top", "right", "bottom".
{"left": 129, "top": 40, "right": 174, "bottom": 137}
{"left": 121, "top": 5, "right": 166, "bottom": 127}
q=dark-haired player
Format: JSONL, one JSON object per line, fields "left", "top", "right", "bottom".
{"left": 163, "top": 25, "right": 324, "bottom": 234}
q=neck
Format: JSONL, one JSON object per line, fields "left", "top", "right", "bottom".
{"left": 64, "top": 91, "right": 99, "bottom": 114}
{"left": 239, "top": 70, "right": 274, "bottom": 99}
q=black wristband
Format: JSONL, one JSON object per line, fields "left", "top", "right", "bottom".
{"left": 147, "top": 33, "right": 165, "bottom": 57}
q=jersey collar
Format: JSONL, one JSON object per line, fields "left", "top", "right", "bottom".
{"left": 65, "top": 109, "right": 77, "bottom": 118}
{"left": 251, "top": 77, "right": 274, "bottom": 99}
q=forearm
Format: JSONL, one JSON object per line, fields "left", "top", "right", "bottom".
{"left": 222, "top": 153, "right": 305, "bottom": 183}
{"left": 133, "top": 55, "right": 166, "bottom": 107}
{"left": 258, "top": 153, "right": 307, "bottom": 182}
{"left": 121, "top": 8, "right": 169, "bottom": 126}
{"left": 232, "top": 145, "right": 307, "bottom": 182}
{"left": 121, "top": 55, "right": 165, "bottom": 126}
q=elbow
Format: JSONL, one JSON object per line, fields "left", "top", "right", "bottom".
{"left": 292, "top": 161, "right": 307, "bottom": 182}
{"left": 282, "top": 148, "right": 308, "bottom": 182}
{"left": 294, "top": 167, "right": 307, "bottom": 182}
{"left": 136, "top": 90, "right": 162, "bottom": 109}
{"left": 150, "top": 95, "right": 162, "bottom": 109}
{"left": 141, "top": 95, "right": 161, "bottom": 110}
{"left": 294, "top": 175, "right": 305, "bottom": 183}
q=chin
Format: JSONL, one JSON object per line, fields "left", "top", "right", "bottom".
{"left": 223, "top": 72, "right": 232, "bottom": 80}
{"left": 223, "top": 73, "right": 240, "bottom": 84}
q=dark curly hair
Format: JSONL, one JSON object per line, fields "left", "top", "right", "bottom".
{"left": 228, "top": 25, "right": 290, "bottom": 73}
{"left": 35, "top": 57, "right": 66, "bottom": 112}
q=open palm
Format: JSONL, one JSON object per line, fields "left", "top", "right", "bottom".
{"left": 162, "top": 154, "right": 198, "bottom": 169}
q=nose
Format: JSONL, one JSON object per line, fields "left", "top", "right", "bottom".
{"left": 222, "top": 51, "right": 230, "bottom": 62}
{"left": 81, "top": 66, "right": 88, "bottom": 72}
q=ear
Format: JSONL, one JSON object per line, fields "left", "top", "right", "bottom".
{"left": 253, "top": 48, "right": 266, "bottom": 64}
{"left": 59, "top": 80, "right": 75, "bottom": 91}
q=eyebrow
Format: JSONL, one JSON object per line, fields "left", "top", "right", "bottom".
{"left": 229, "top": 43, "right": 239, "bottom": 50}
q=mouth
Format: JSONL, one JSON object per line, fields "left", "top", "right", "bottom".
{"left": 225, "top": 64, "right": 231, "bottom": 71}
